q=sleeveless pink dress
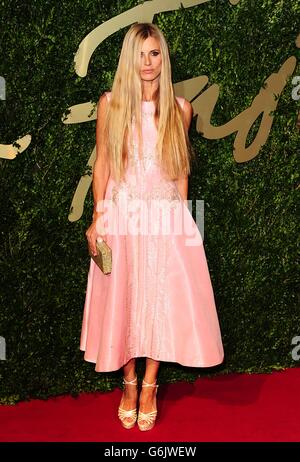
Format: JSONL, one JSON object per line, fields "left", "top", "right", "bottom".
{"left": 80, "top": 91, "right": 224, "bottom": 372}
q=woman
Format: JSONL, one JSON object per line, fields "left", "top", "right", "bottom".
{"left": 81, "top": 22, "right": 224, "bottom": 431}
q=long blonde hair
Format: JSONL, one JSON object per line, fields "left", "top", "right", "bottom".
{"left": 104, "top": 22, "right": 194, "bottom": 184}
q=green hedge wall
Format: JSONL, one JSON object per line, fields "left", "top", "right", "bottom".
{"left": 0, "top": 0, "right": 299, "bottom": 404}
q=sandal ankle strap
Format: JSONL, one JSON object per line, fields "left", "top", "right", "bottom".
{"left": 123, "top": 375, "right": 138, "bottom": 385}
{"left": 142, "top": 379, "right": 159, "bottom": 388}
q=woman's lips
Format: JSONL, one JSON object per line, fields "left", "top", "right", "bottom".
{"left": 143, "top": 70, "right": 153, "bottom": 73}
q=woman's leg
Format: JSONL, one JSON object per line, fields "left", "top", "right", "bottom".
{"left": 139, "top": 358, "right": 160, "bottom": 416}
{"left": 123, "top": 357, "right": 136, "bottom": 381}
{"left": 120, "top": 358, "right": 138, "bottom": 425}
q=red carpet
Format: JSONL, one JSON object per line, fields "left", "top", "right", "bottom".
{"left": 0, "top": 368, "right": 299, "bottom": 442}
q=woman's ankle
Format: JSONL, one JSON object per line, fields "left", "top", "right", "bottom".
{"left": 139, "top": 386, "right": 156, "bottom": 402}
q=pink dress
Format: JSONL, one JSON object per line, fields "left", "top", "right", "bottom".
{"left": 80, "top": 91, "right": 224, "bottom": 372}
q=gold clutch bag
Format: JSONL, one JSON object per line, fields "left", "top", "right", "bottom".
{"left": 89, "top": 238, "right": 112, "bottom": 274}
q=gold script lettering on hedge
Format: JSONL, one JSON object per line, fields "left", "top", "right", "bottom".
{"left": 65, "top": 0, "right": 299, "bottom": 221}
{"left": 0, "top": 0, "right": 298, "bottom": 223}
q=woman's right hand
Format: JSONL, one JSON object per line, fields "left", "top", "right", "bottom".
{"left": 86, "top": 214, "right": 107, "bottom": 257}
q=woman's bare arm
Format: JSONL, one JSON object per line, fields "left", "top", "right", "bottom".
{"left": 175, "top": 99, "right": 193, "bottom": 201}
{"left": 92, "top": 93, "right": 110, "bottom": 221}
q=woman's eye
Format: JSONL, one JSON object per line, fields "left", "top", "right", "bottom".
{"left": 141, "top": 51, "right": 160, "bottom": 57}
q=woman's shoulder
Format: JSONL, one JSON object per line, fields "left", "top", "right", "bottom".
{"left": 175, "top": 96, "right": 193, "bottom": 129}
{"left": 98, "top": 91, "right": 111, "bottom": 103}
{"left": 97, "top": 92, "right": 111, "bottom": 116}
{"left": 175, "top": 95, "right": 192, "bottom": 113}
{"left": 175, "top": 95, "right": 184, "bottom": 108}
{"left": 104, "top": 91, "right": 112, "bottom": 101}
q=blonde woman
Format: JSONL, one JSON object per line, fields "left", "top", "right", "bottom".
{"left": 81, "top": 23, "right": 224, "bottom": 431}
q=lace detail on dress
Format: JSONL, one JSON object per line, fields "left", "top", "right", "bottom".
{"left": 111, "top": 180, "right": 181, "bottom": 210}
{"left": 147, "top": 182, "right": 181, "bottom": 205}
{"left": 111, "top": 180, "right": 139, "bottom": 205}
{"left": 127, "top": 138, "right": 159, "bottom": 172}
{"left": 111, "top": 105, "right": 182, "bottom": 208}
{"left": 123, "top": 232, "right": 171, "bottom": 360}
{"left": 140, "top": 233, "right": 171, "bottom": 357}
{"left": 141, "top": 108, "right": 155, "bottom": 121}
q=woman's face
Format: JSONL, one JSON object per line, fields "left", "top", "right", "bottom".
{"left": 139, "top": 36, "right": 162, "bottom": 82}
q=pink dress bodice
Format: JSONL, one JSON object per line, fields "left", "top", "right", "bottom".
{"left": 104, "top": 91, "right": 185, "bottom": 208}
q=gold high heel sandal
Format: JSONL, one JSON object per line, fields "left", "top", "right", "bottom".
{"left": 117, "top": 375, "right": 138, "bottom": 429}
{"left": 137, "top": 379, "right": 159, "bottom": 431}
